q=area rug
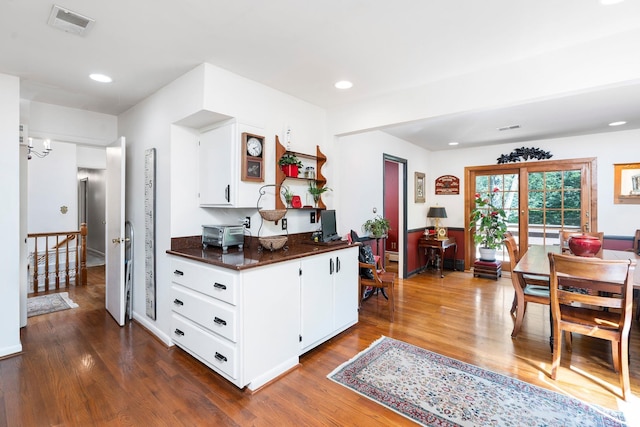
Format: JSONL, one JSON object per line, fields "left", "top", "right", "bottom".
{"left": 27, "top": 292, "right": 79, "bottom": 317}
{"left": 328, "top": 336, "right": 627, "bottom": 427}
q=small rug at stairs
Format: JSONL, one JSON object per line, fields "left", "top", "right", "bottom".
{"left": 27, "top": 292, "right": 79, "bottom": 317}
{"left": 327, "top": 336, "right": 627, "bottom": 427}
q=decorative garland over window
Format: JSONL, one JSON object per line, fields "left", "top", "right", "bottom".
{"left": 497, "top": 147, "right": 552, "bottom": 164}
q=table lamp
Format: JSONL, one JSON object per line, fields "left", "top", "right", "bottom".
{"left": 427, "top": 206, "right": 448, "bottom": 238}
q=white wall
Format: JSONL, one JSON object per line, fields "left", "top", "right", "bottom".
{"left": 336, "top": 130, "right": 430, "bottom": 234}
{"left": 28, "top": 102, "right": 117, "bottom": 146}
{"left": 428, "top": 129, "right": 640, "bottom": 235}
{"left": 0, "top": 73, "right": 22, "bottom": 357}
{"left": 27, "top": 141, "right": 78, "bottom": 234}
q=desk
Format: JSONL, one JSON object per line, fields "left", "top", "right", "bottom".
{"left": 418, "top": 236, "right": 457, "bottom": 278}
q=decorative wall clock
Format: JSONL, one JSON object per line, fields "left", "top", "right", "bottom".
{"left": 241, "top": 132, "right": 265, "bottom": 182}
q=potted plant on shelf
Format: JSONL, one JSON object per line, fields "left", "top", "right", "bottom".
{"left": 278, "top": 153, "right": 303, "bottom": 177}
{"left": 469, "top": 187, "right": 507, "bottom": 261}
{"left": 363, "top": 215, "right": 391, "bottom": 238}
{"left": 281, "top": 186, "right": 294, "bottom": 208}
{"left": 307, "top": 182, "right": 331, "bottom": 207}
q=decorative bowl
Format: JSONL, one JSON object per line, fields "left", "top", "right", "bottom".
{"left": 259, "top": 235, "right": 288, "bottom": 251}
{"left": 568, "top": 234, "right": 602, "bottom": 257}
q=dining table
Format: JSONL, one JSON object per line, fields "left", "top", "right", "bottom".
{"left": 512, "top": 245, "right": 640, "bottom": 349}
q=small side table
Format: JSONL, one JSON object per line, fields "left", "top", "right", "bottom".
{"left": 418, "top": 236, "right": 457, "bottom": 278}
{"left": 473, "top": 260, "right": 502, "bottom": 280}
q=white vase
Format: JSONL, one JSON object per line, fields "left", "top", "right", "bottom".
{"left": 479, "top": 247, "right": 496, "bottom": 261}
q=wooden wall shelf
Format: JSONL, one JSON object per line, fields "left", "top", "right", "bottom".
{"left": 275, "top": 135, "right": 327, "bottom": 210}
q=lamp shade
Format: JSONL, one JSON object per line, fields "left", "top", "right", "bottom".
{"left": 427, "top": 206, "right": 447, "bottom": 219}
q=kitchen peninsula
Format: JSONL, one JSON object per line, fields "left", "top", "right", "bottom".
{"left": 166, "top": 235, "right": 359, "bottom": 391}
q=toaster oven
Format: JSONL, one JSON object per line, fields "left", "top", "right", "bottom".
{"left": 202, "top": 225, "right": 245, "bottom": 253}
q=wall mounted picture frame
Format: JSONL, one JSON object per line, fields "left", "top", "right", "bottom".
{"left": 614, "top": 162, "right": 640, "bottom": 204}
{"left": 415, "top": 172, "right": 425, "bottom": 203}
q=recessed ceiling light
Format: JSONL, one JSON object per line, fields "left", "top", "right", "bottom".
{"left": 448, "top": 141, "right": 459, "bottom": 146}
{"left": 89, "top": 73, "right": 112, "bottom": 83}
{"left": 334, "top": 80, "right": 353, "bottom": 89}
{"left": 609, "top": 121, "right": 627, "bottom": 126}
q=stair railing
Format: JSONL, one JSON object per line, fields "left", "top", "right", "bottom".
{"left": 27, "top": 223, "right": 87, "bottom": 293}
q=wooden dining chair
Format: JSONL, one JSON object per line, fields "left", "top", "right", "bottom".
{"left": 503, "top": 233, "right": 550, "bottom": 338}
{"left": 558, "top": 230, "right": 604, "bottom": 257}
{"left": 359, "top": 256, "right": 396, "bottom": 322}
{"left": 548, "top": 252, "right": 633, "bottom": 400}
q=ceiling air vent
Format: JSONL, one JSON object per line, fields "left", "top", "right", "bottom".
{"left": 47, "top": 5, "right": 95, "bottom": 36}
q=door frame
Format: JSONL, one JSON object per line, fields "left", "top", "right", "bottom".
{"left": 383, "top": 154, "right": 407, "bottom": 278}
{"left": 464, "top": 157, "right": 597, "bottom": 270}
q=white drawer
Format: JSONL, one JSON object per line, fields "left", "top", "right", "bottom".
{"left": 171, "top": 285, "right": 238, "bottom": 342}
{"left": 170, "top": 258, "right": 238, "bottom": 305}
{"left": 171, "top": 313, "right": 238, "bottom": 380}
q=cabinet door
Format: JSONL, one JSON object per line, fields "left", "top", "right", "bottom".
{"left": 199, "top": 123, "right": 234, "bottom": 206}
{"left": 332, "top": 247, "right": 359, "bottom": 330}
{"left": 300, "top": 253, "right": 334, "bottom": 351}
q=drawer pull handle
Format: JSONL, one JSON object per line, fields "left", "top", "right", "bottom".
{"left": 174, "top": 270, "right": 184, "bottom": 276}
{"left": 215, "top": 352, "right": 228, "bottom": 362}
{"left": 213, "top": 282, "right": 227, "bottom": 290}
{"left": 174, "top": 328, "right": 185, "bottom": 337}
{"left": 173, "top": 299, "right": 184, "bottom": 306}
{"left": 214, "top": 317, "right": 227, "bottom": 326}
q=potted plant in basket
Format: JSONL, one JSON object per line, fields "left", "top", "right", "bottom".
{"left": 278, "top": 153, "right": 303, "bottom": 177}
{"left": 469, "top": 187, "right": 507, "bottom": 261}
{"left": 307, "top": 182, "right": 332, "bottom": 207}
{"left": 363, "top": 215, "right": 391, "bottom": 238}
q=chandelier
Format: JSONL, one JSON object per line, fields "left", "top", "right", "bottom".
{"left": 27, "top": 138, "right": 53, "bottom": 159}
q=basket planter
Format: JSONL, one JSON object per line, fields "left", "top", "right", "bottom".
{"left": 282, "top": 165, "right": 299, "bottom": 177}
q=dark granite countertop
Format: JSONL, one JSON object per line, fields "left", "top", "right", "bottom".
{"left": 166, "top": 234, "right": 357, "bottom": 271}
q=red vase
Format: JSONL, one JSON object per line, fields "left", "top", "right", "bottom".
{"left": 282, "top": 165, "right": 299, "bottom": 177}
{"left": 568, "top": 234, "right": 602, "bottom": 257}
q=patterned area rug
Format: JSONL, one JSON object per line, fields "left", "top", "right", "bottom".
{"left": 328, "top": 336, "right": 627, "bottom": 427}
{"left": 27, "top": 292, "right": 79, "bottom": 317}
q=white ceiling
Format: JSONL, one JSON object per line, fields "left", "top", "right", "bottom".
{"left": 2, "top": 0, "right": 640, "bottom": 150}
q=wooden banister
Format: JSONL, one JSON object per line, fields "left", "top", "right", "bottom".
{"left": 27, "top": 223, "right": 88, "bottom": 293}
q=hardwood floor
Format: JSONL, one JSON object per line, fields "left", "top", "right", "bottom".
{"left": 2, "top": 265, "right": 639, "bottom": 426}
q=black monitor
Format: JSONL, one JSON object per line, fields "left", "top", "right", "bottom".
{"left": 320, "top": 210, "right": 340, "bottom": 242}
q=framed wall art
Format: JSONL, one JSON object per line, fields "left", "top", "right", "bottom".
{"left": 415, "top": 172, "right": 425, "bottom": 203}
{"left": 614, "top": 162, "right": 640, "bottom": 204}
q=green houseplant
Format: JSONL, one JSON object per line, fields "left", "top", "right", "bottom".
{"left": 363, "top": 215, "right": 391, "bottom": 238}
{"left": 469, "top": 187, "right": 507, "bottom": 259}
{"left": 278, "top": 153, "right": 303, "bottom": 177}
{"left": 307, "top": 182, "right": 331, "bottom": 206}
{"left": 281, "top": 186, "right": 294, "bottom": 208}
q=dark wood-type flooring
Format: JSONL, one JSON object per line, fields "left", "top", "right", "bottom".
{"left": 2, "top": 265, "right": 639, "bottom": 426}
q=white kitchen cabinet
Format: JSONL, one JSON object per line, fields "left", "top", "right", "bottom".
{"left": 300, "top": 246, "right": 359, "bottom": 353}
{"left": 169, "top": 256, "right": 300, "bottom": 391}
{"left": 169, "top": 245, "right": 358, "bottom": 390}
{"left": 198, "top": 121, "right": 265, "bottom": 208}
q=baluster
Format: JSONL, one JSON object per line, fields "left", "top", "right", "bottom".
{"left": 55, "top": 235, "right": 60, "bottom": 289}
{"left": 33, "top": 237, "right": 39, "bottom": 292}
{"left": 80, "top": 223, "right": 87, "bottom": 286}
{"left": 44, "top": 236, "right": 50, "bottom": 292}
